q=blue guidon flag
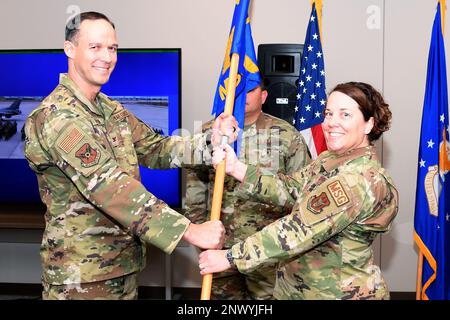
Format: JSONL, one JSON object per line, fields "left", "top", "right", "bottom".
{"left": 414, "top": 2, "right": 450, "bottom": 300}
{"left": 211, "top": 0, "right": 260, "bottom": 154}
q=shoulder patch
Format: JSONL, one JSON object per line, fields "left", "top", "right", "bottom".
{"left": 307, "top": 192, "right": 331, "bottom": 214}
{"left": 55, "top": 123, "right": 110, "bottom": 177}
{"left": 327, "top": 180, "right": 350, "bottom": 206}
{"left": 300, "top": 177, "right": 354, "bottom": 226}
{"left": 75, "top": 143, "right": 101, "bottom": 167}
{"left": 57, "top": 126, "right": 84, "bottom": 154}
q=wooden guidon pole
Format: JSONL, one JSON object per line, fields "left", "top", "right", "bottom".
{"left": 200, "top": 53, "right": 240, "bottom": 300}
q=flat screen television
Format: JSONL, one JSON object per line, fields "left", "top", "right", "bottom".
{"left": 0, "top": 49, "right": 182, "bottom": 207}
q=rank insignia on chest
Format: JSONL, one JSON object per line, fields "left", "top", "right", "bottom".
{"left": 307, "top": 192, "right": 330, "bottom": 214}
{"left": 75, "top": 143, "right": 101, "bottom": 167}
{"left": 110, "top": 135, "right": 122, "bottom": 148}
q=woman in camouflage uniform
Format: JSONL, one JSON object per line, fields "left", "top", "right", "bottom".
{"left": 199, "top": 82, "right": 399, "bottom": 300}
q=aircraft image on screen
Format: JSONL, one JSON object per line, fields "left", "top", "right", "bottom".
{"left": 0, "top": 99, "right": 22, "bottom": 143}
{"left": 0, "top": 96, "right": 168, "bottom": 159}
{"left": 0, "top": 99, "right": 22, "bottom": 118}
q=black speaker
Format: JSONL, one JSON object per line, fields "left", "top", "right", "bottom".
{"left": 257, "top": 44, "right": 303, "bottom": 124}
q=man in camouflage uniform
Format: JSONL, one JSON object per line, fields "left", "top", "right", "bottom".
{"left": 185, "top": 84, "right": 310, "bottom": 299}
{"left": 23, "top": 12, "right": 228, "bottom": 300}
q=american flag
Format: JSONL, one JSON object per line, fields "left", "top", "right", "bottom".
{"left": 293, "top": 3, "right": 327, "bottom": 159}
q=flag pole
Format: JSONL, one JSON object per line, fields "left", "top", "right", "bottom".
{"left": 311, "top": 0, "right": 323, "bottom": 41}
{"left": 416, "top": 251, "right": 424, "bottom": 300}
{"left": 200, "top": 52, "right": 240, "bottom": 300}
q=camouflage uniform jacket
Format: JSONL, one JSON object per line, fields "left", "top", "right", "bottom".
{"left": 185, "top": 112, "right": 310, "bottom": 248}
{"left": 24, "top": 74, "right": 210, "bottom": 285}
{"left": 232, "top": 146, "right": 399, "bottom": 299}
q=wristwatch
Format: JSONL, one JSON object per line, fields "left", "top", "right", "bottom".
{"left": 226, "top": 249, "right": 236, "bottom": 269}
{"left": 205, "top": 131, "right": 213, "bottom": 149}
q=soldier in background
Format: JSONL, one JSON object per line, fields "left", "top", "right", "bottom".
{"left": 23, "top": 11, "right": 235, "bottom": 300}
{"left": 185, "top": 83, "right": 310, "bottom": 299}
{"left": 199, "top": 82, "right": 399, "bottom": 300}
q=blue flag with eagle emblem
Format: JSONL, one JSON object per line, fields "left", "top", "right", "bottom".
{"left": 211, "top": 0, "right": 260, "bottom": 153}
{"left": 414, "top": 2, "right": 450, "bottom": 300}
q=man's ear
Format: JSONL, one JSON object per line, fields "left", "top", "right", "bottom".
{"left": 64, "top": 41, "right": 75, "bottom": 59}
{"left": 261, "top": 89, "right": 268, "bottom": 105}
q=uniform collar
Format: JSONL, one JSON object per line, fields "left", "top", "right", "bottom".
{"left": 243, "top": 112, "right": 267, "bottom": 131}
{"left": 255, "top": 112, "right": 268, "bottom": 130}
{"left": 59, "top": 73, "right": 116, "bottom": 118}
{"left": 320, "top": 145, "right": 378, "bottom": 172}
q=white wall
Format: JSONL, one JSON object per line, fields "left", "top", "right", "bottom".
{"left": 1, "top": 0, "right": 448, "bottom": 293}
{"left": 381, "top": 0, "right": 439, "bottom": 292}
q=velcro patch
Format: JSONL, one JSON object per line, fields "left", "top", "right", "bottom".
{"left": 300, "top": 177, "right": 353, "bottom": 226}
{"left": 75, "top": 143, "right": 101, "bottom": 167}
{"left": 112, "top": 110, "right": 129, "bottom": 122}
{"left": 327, "top": 180, "right": 350, "bottom": 206}
{"left": 58, "top": 127, "right": 84, "bottom": 154}
{"left": 307, "top": 192, "right": 331, "bottom": 214}
{"left": 55, "top": 123, "right": 110, "bottom": 177}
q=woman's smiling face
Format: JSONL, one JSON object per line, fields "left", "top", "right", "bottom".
{"left": 322, "top": 91, "right": 374, "bottom": 154}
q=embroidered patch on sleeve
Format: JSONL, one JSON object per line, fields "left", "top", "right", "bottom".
{"left": 54, "top": 123, "right": 111, "bottom": 177}
{"left": 327, "top": 180, "right": 350, "bottom": 207}
{"left": 307, "top": 192, "right": 330, "bottom": 214}
{"left": 75, "top": 143, "right": 101, "bottom": 167}
{"left": 300, "top": 177, "right": 354, "bottom": 226}
{"left": 57, "top": 127, "right": 84, "bottom": 154}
